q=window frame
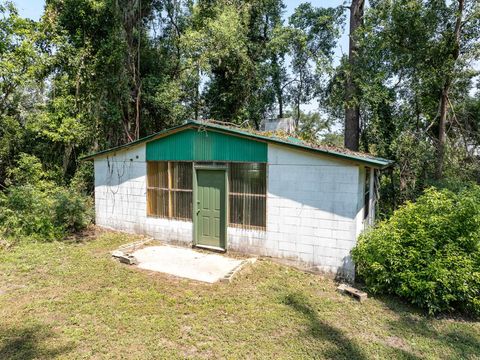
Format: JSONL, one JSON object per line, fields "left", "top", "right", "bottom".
{"left": 227, "top": 162, "right": 267, "bottom": 230}
{"left": 146, "top": 160, "right": 268, "bottom": 230}
{"left": 146, "top": 161, "right": 193, "bottom": 221}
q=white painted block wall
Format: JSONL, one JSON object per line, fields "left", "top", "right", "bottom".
{"left": 94, "top": 142, "right": 365, "bottom": 280}
{"left": 94, "top": 145, "right": 193, "bottom": 244}
{"left": 228, "top": 144, "right": 362, "bottom": 279}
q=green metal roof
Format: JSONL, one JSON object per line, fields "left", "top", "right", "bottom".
{"left": 81, "top": 121, "right": 393, "bottom": 168}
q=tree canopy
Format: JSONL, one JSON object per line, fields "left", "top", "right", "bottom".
{"left": 0, "top": 0, "right": 479, "bottom": 216}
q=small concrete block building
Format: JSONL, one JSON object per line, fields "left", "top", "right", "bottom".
{"left": 84, "top": 121, "right": 391, "bottom": 279}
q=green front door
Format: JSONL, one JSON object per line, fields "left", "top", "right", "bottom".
{"left": 195, "top": 169, "right": 226, "bottom": 250}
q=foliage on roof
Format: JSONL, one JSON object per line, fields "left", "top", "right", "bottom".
{"left": 201, "top": 120, "right": 389, "bottom": 163}
{"left": 194, "top": 120, "right": 393, "bottom": 167}
{"left": 81, "top": 120, "right": 393, "bottom": 168}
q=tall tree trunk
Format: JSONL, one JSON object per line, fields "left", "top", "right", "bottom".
{"left": 278, "top": 91, "right": 284, "bottom": 119}
{"left": 296, "top": 100, "right": 300, "bottom": 130}
{"left": 277, "top": 76, "right": 285, "bottom": 120}
{"left": 344, "top": 0, "right": 364, "bottom": 151}
{"left": 135, "top": 83, "right": 141, "bottom": 139}
{"left": 120, "top": 0, "right": 142, "bottom": 141}
{"left": 63, "top": 143, "right": 73, "bottom": 177}
{"left": 194, "top": 86, "right": 199, "bottom": 121}
{"left": 435, "top": 0, "right": 464, "bottom": 179}
{"left": 436, "top": 89, "right": 448, "bottom": 179}
{"left": 134, "top": 0, "right": 142, "bottom": 140}
{"left": 271, "top": 55, "right": 283, "bottom": 119}
{"left": 194, "top": 62, "right": 200, "bottom": 121}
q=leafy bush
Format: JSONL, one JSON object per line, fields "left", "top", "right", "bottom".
{"left": 0, "top": 184, "right": 93, "bottom": 242}
{"left": 352, "top": 185, "right": 480, "bottom": 316}
{"left": 0, "top": 154, "right": 93, "bottom": 242}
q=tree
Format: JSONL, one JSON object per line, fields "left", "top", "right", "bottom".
{"left": 0, "top": 1, "right": 40, "bottom": 184}
{"left": 356, "top": 0, "right": 480, "bottom": 208}
{"left": 344, "top": 0, "right": 364, "bottom": 151}
{"left": 287, "top": 3, "right": 344, "bottom": 131}
{"left": 435, "top": 0, "right": 464, "bottom": 179}
{"left": 184, "top": 0, "right": 286, "bottom": 128}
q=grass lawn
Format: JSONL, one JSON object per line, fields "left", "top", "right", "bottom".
{"left": 1, "top": 230, "right": 479, "bottom": 359}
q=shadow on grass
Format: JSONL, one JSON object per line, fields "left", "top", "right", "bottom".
{"left": 376, "top": 295, "right": 480, "bottom": 359}
{"left": 0, "top": 324, "right": 73, "bottom": 360}
{"left": 388, "top": 313, "right": 480, "bottom": 359}
{"left": 283, "top": 292, "right": 368, "bottom": 359}
{"left": 440, "top": 330, "right": 480, "bottom": 359}
{"left": 377, "top": 293, "right": 479, "bottom": 323}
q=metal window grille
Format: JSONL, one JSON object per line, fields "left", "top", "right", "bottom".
{"left": 147, "top": 162, "right": 193, "bottom": 221}
{"left": 147, "top": 161, "right": 267, "bottom": 229}
{"left": 228, "top": 163, "right": 267, "bottom": 229}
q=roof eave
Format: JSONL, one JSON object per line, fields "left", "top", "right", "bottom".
{"left": 80, "top": 120, "right": 393, "bottom": 168}
{"left": 80, "top": 122, "right": 193, "bottom": 161}
{"left": 192, "top": 121, "right": 393, "bottom": 168}
{"left": 263, "top": 138, "right": 393, "bottom": 169}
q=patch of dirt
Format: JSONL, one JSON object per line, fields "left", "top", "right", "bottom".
{"left": 358, "top": 331, "right": 418, "bottom": 358}
{"left": 157, "top": 337, "right": 208, "bottom": 359}
{"left": 64, "top": 225, "right": 102, "bottom": 244}
{"left": 0, "top": 284, "right": 26, "bottom": 294}
{"left": 384, "top": 335, "right": 412, "bottom": 353}
{"left": 0, "top": 238, "right": 12, "bottom": 250}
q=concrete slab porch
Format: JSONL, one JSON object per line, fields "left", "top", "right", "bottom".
{"left": 131, "top": 245, "right": 246, "bottom": 283}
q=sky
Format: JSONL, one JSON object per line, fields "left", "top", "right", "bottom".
{"left": 12, "top": 0, "right": 44, "bottom": 20}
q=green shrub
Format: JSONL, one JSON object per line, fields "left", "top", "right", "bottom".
{"left": 0, "top": 184, "right": 93, "bottom": 242}
{"left": 52, "top": 186, "right": 92, "bottom": 233}
{"left": 0, "top": 154, "right": 93, "bottom": 242}
{"left": 0, "top": 185, "right": 60, "bottom": 241}
{"left": 352, "top": 185, "right": 480, "bottom": 316}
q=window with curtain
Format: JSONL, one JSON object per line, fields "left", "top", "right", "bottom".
{"left": 228, "top": 163, "right": 267, "bottom": 229}
{"left": 147, "top": 162, "right": 193, "bottom": 220}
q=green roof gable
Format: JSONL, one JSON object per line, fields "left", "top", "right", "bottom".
{"left": 146, "top": 128, "right": 267, "bottom": 162}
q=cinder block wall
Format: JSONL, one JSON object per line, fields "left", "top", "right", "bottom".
{"left": 94, "top": 143, "right": 364, "bottom": 280}
{"left": 228, "top": 144, "right": 362, "bottom": 279}
{"left": 93, "top": 145, "right": 193, "bottom": 244}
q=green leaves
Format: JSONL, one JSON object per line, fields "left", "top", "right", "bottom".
{"left": 340, "top": 0, "right": 480, "bottom": 215}
{"left": 183, "top": 0, "right": 285, "bottom": 125}
{"left": 0, "top": 154, "right": 93, "bottom": 242}
{"left": 352, "top": 185, "right": 480, "bottom": 316}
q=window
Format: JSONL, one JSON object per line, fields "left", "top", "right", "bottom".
{"left": 147, "top": 161, "right": 267, "bottom": 229}
{"left": 228, "top": 163, "right": 267, "bottom": 229}
{"left": 147, "top": 162, "right": 193, "bottom": 220}
{"left": 364, "top": 167, "right": 371, "bottom": 220}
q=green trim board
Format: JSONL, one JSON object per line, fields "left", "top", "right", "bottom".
{"left": 81, "top": 121, "right": 393, "bottom": 168}
{"left": 146, "top": 128, "right": 267, "bottom": 162}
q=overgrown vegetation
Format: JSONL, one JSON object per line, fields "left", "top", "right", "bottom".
{"left": 0, "top": 232, "right": 479, "bottom": 359}
{"left": 352, "top": 185, "right": 480, "bottom": 316}
{"left": 0, "top": 154, "right": 92, "bottom": 243}
{"left": 1, "top": 0, "right": 479, "bottom": 221}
